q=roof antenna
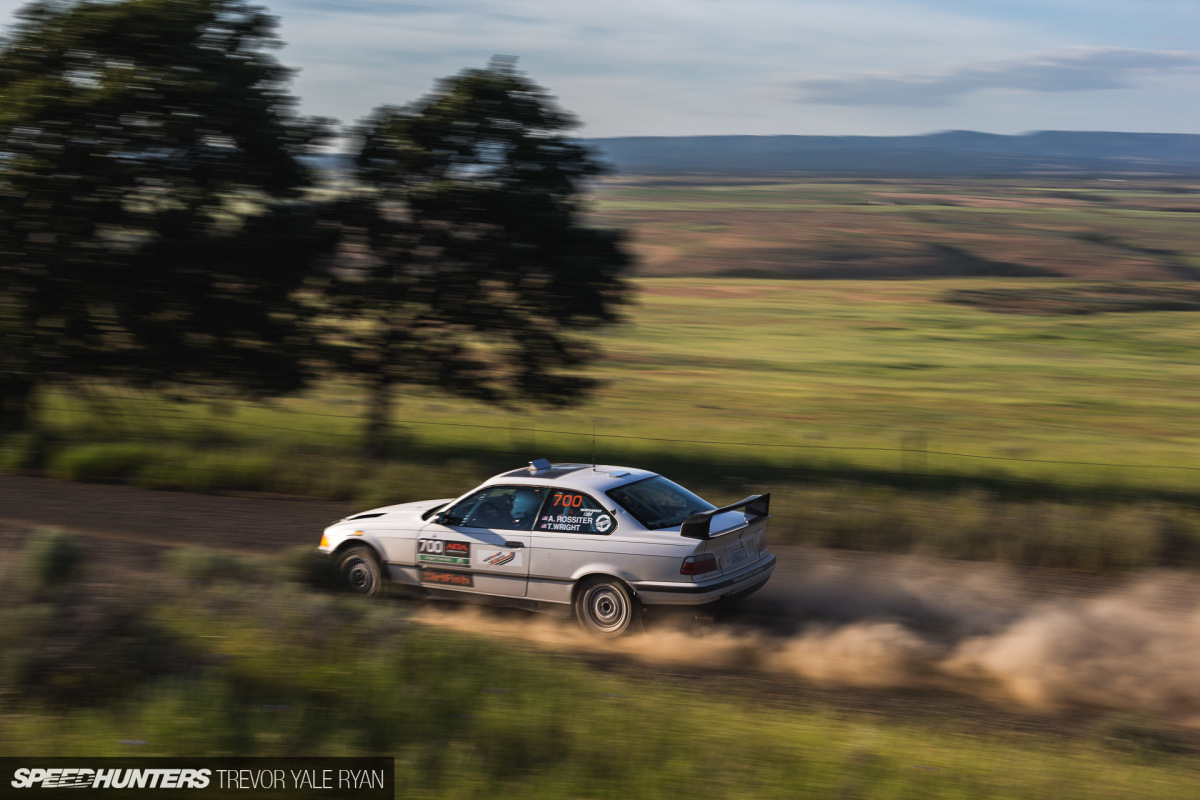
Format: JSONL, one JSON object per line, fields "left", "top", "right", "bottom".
{"left": 592, "top": 419, "right": 598, "bottom": 471}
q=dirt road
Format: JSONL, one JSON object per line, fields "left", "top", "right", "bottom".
{"left": 0, "top": 474, "right": 345, "bottom": 552}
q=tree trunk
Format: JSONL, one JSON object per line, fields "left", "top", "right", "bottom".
{"left": 363, "top": 372, "right": 393, "bottom": 458}
{"left": 0, "top": 376, "right": 33, "bottom": 432}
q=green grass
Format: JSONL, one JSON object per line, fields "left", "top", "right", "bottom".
{"left": 12, "top": 276, "right": 1200, "bottom": 570}
{"left": 3, "top": 536, "right": 1199, "bottom": 798}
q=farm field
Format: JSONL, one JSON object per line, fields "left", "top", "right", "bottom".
{"left": 27, "top": 277, "right": 1200, "bottom": 496}
{"left": 590, "top": 176, "right": 1200, "bottom": 280}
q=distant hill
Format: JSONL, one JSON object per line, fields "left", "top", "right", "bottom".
{"left": 583, "top": 131, "right": 1200, "bottom": 177}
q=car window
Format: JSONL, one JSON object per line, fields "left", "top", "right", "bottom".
{"left": 444, "top": 486, "right": 548, "bottom": 531}
{"left": 536, "top": 490, "right": 616, "bottom": 535}
{"left": 607, "top": 476, "right": 715, "bottom": 530}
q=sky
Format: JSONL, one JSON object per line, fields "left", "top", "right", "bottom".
{"left": 1, "top": 0, "right": 1197, "bottom": 138}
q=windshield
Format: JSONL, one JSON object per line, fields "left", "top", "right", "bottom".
{"left": 607, "top": 476, "right": 716, "bottom": 530}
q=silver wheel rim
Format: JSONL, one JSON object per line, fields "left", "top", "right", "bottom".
{"left": 345, "top": 557, "right": 374, "bottom": 593}
{"left": 585, "top": 585, "right": 629, "bottom": 633}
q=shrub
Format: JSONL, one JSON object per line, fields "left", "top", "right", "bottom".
{"left": 45, "top": 442, "right": 157, "bottom": 483}
{"left": 281, "top": 545, "right": 337, "bottom": 588}
{"left": 164, "top": 548, "right": 262, "bottom": 583}
{"left": 20, "top": 528, "right": 85, "bottom": 591}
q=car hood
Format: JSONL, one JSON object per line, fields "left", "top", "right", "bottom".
{"left": 335, "top": 497, "right": 454, "bottom": 525}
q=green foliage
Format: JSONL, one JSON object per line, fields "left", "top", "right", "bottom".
{"left": 0, "top": 0, "right": 335, "bottom": 431}
{"left": 45, "top": 441, "right": 273, "bottom": 490}
{"left": 775, "top": 485, "right": 1200, "bottom": 571}
{"left": 1099, "top": 715, "right": 1190, "bottom": 756}
{"left": 133, "top": 448, "right": 274, "bottom": 492}
{"left": 20, "top": 527, "right": 84, "bottom": 590}
{"left": 1, "top": 567, "right": 1199, "bottom": 797}
{"left": 45, "top": 442, "right": 159, "bottom": 483}
{"left": 0, "top": 429, "right": 56, "bottom": 471}
{"left": 280, "top": 545, "right": 337, "bottom": 588}
{"left": 331, "top": 58, "right": 634, "bottom": 449}
{"left": 164, "top": 547, "right": 263, "bottom": 584}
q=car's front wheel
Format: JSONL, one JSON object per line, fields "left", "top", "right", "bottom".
{"left": 574, "top": 578, "right": 640, "bottom": 637}
{"left": 336, "top": 545, "right": 383, "bottom": 597}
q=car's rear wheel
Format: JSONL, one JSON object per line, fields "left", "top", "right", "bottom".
{"left": 574, "top": 578, "right": 640, "bottom": 637}
{"left": 337, "top": 545, "right": 383, "bottom": 596}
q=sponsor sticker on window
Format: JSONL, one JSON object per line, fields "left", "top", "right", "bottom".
{"left": 537, "top": 493, "right": 614, "bottom": 534}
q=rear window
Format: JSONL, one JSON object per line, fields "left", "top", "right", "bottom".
{"left": 607, "top": 476, "right": 715, "bottom": 530}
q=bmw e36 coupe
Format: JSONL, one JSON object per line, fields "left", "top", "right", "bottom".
{"left": 318, "top": 459, "right": 775, "bottom": 636}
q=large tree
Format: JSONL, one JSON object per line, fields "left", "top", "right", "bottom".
{"left": 333, "top": 58, "right": 633, "bottom": 450}
{"left": 0, "top": 0, "right": 333, "bottom": 430}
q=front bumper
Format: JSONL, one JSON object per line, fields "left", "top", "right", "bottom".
{"left": 631, "top": 553, "right": 776, "bottom": 606}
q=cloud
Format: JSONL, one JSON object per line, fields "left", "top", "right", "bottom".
{"left": 790, "top": 48, "right": 1200, "bottom": 107}
{"left": 283, "top": 0, "right": 435, "bottom": 15}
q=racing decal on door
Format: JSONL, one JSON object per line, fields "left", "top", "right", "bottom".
{"left": 476, "top": 549, "right": 523, "bottom": 568}
{"left": 418, "top": 539, "right": 470, "bottom": 565}
{"left": 421, "top": 568, "right": 473, "bottom": 587}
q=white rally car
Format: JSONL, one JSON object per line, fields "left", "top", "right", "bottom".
{"left": 318, "top": 459, "right": 775, "bottom": 636}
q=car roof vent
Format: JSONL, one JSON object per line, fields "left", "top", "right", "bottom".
{"left": 528, "top": 458, "right": 552, "bottom": 472}
{"left": 606, "top": 470, "right": 631, "bottom": 478}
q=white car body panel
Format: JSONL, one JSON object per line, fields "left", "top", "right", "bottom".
{"left": 318, "top": 463, "right": 776, "bottom": 615}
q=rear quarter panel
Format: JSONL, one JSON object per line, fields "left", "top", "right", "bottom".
{"left": 528, "top": 528, "right": 696, "bottom": 604}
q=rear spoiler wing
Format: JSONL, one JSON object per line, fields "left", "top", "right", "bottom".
{"left": 679, "top": 493, "right": 771, "bottom": 540}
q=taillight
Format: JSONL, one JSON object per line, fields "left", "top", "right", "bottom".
{"left": 680, "top": 553, "right": 718, "bottom": 576}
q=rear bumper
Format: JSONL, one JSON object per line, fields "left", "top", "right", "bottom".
{"left": 631, "top": 553, "right": 776, "bottom": 606}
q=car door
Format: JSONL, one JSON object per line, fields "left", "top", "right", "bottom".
{"left": 529, "top": 489, "right": 621, "bottom": 584}
{"left": 417, "top": 485, "right": 543, "bottom": 597}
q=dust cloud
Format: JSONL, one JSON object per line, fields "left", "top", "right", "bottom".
{"left": 414, "top": 555, "right": 1200, "bottom": 723}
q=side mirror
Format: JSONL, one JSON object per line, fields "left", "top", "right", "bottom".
{"left": 434, "top": 511, "right": 461, "bottom": 526}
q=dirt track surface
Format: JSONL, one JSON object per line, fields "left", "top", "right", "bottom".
{"left": 0, "top": 474, "right": 350, "bottom": 553}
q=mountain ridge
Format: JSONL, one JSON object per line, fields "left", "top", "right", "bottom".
{"left": 582, "top": 130, "right": 1200, "bottom": 176}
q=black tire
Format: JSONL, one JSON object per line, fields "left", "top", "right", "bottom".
{"left": 336, "top": 545, "right": 383, "bottom": 597}
{"left": 574, "top": 578, "right": 640, "bottom": 637}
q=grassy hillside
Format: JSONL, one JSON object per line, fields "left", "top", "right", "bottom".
{"left": 591, "top": 177, "right": 1200, "bottom": 280}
